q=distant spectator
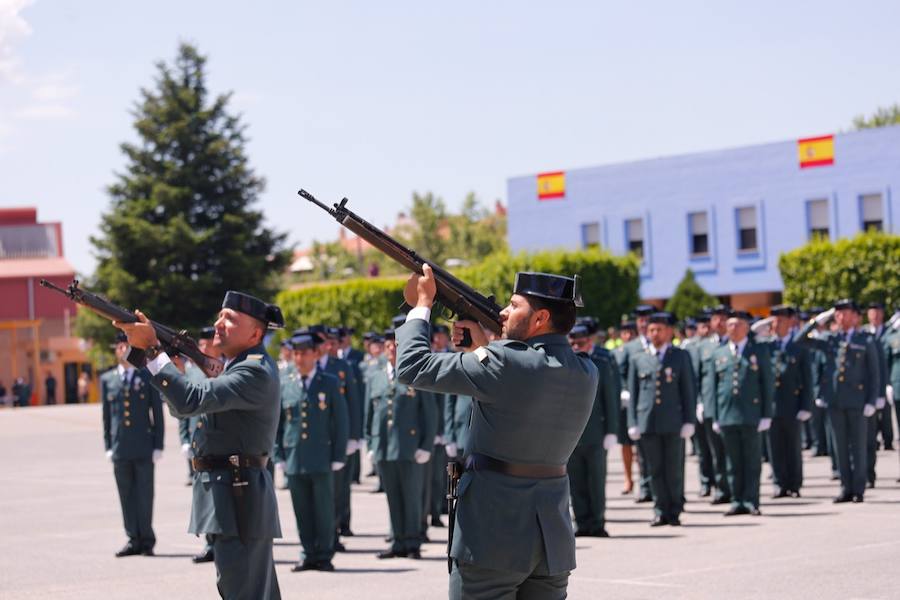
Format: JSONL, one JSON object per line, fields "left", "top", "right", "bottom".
{"left": 45, "top": 372, "right": 57, "bottom": 405}
{"left": 77, "top": 372, "right": 90, "bottom": 403}
{"left": 0, "top": 380, "right": 7, "bottom": 406}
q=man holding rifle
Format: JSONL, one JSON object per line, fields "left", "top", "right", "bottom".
{"left": 396, "top": 264, "right": 598, "bottom": 600}
{"left": 115, "top": 291, "right": 284, "bottom": 600}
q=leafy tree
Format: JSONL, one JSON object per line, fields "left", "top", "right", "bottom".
{"left": 665, "top": 269, "right": 717, "bottom": 321}
{"left": 852, "top": 104, "right": 900, "bottom": 129}
{"left": 446, "top": 193, "right": 508, "bottom": 265}
{"left": 76, "top": 43, "right": 290, "bottom": 354}
{"left": 396, "top": 192, "right": 449, "bottom": 267}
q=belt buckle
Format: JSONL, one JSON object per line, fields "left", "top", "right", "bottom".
{"left": 229, "top": 455, "right": 248, "bottom": 487}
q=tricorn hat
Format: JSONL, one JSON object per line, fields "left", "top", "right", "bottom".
{"left": 513, "top": 272, "right": 583, "bottom": 307}
{"left": 222, "top": 291, "right": 284, "bottom": 329}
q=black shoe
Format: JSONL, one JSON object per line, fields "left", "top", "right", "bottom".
{"left": 711, "top": 496, "right": 731, "bottom": 505}
{"left": 724, "top": 506, "right": 749, "bottom": 516}
{"left": 292, "top": 560, "right": 316, "bottom": 572}
{"left": 115, "top": 543, "right": 140, "bottom": 558}
{"left": 749, "top": 507, "right": 762, "bottom": 516}
{"left": 852, "top": 495, "right": 864, "bottom": 503}
{"left": 866, "top": 481, "right": 875, "bottom": 489}
{"left": 377, "top": 550, "right": 407, "bottom": 559}
{"left": 316, "top": 560, "right": 335, "bottom": 571}
{"left": 430, "top": 517, "right": 444, "bottom": 527}
{"left": 185, "top": 480, "right": 193, "bottom": 487}
{"left": 140, "top": 548, "right": 154, "bottom": 556}
{"left": 885, "top": 444, "right": 895, "bottom": 451}
{"left": 574, "top": 530, "right": 590, "bottom": 537}
{"left": 192, "top": 549, "right": 214, "bottom": 563}
{"left": 833, "top": 493, "right": 853, "bottom": 503}
{"left": 636, "top": 494, "right": 653, "bottom": 504}
{"left": 772, "top": 489, "right": 790, "bottom": 499}
{"left": 831, "top": 474, "right": 840, "bottom": 481}
{"left": 334, "top": 542, "right": 346, "bottom": 552}
{"left": 790, "top": 490, "right": 801, "bottom": 498}
{"left": 590, "top": 528, "right": 610, "bottom": 537}
{"left": 668, "top": 517, "right": 682, "bottom": 526}
{"left": 699, "top": 486, "right": 711, "bottom": 498}
{"left": 422, "top": 534, "right": 431, "bottom": 543}
{"left": 339, "top": 528, "right": 354, "bottom": 537}
{"left": 407, "top": 549, "right": 422, "bottom": 559}
{"left": 650, "top": 516, "right": 668, "bottom": 527}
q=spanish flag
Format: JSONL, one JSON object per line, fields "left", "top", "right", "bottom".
{"left": 798, "top": 135, "right": 834, "bottom": 168}
{"left": 537, "top": 171, "right": 565, "bottom": 200}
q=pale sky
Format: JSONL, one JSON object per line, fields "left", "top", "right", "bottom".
{"left": 2, "top": 0, "right": 900, "bottom": 275}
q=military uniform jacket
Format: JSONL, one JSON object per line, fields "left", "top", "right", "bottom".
{"left": 150, "top": 344, "right": 282, "bottom": 539}
{"left": 274, "top": 370, "right": 349, "bottom": 475}
{"left": 696, "top": 335, "right": 727, "bottom": 415}
{"left": 321, "top": 355, "right": 363, "bottom": 442}
{"left": 177, "top": 362, "right": 207, "bottom": 445}
{"left": 365, "top": 363, "right": 437, "bottom": 462}
{"left": 796, "top": 322, "right": 880, "bottom": 410}
{"left": 711, "top": 341, "right": 774, "bottom": 426}
{"left": 614, "top": 337, "right": 648, "bottom": 393}
{"left": 885, "top": 329, "right": 900, "bottom": 391}
{"left": 396, "top": 318, "right": 599, "bottom": 575}
{"left": 102, "top": 367, "right": 164, "bottom": 461}
{"left": 444, "top": 393, "right": 474, "bottom": 451}
{"left": 866, "top": 325, "right": 890, "bottom": 399}
{"left": 761, "top": 336, "right": 814, "bottom": 418}
{"left": 627, "top": 345, "right": 695, "bottom": 434}
{"left": 342, "top": 346, "right": 367, "bottom": 439}
{"left": 578, "top": 346, "right": 620, "bottom": 445}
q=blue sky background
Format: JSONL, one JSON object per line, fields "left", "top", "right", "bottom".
{"left": 2, "top": 1, "right": 899, "bottom": 275}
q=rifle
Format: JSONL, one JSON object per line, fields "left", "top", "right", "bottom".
{"left": 40, "top": 279, "right": 224, "bottom": 378}
{"left": 299, "top": 189, "right": 503, "bottom": 347}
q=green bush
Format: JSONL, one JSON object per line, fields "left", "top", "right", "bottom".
{"left": 275, "top": 248, "right": 640, "bottom": 343}
{"left": 778, "top": 232, "right": 900, "bottom": 309}
{"left": 665, "top": 269, "right": 717, "bottom": 320}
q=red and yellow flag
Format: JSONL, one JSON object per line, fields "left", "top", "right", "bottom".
{"left": 537, "top": 171, "right": 565, "bottom": 200}
{"left": 798, "top": 135, "right": 834, "bottom": 168}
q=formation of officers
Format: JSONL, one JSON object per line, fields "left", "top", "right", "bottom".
{"left": 105, "top": 283, "right": 899, "bottom": 599}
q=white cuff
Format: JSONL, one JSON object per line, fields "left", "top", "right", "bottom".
{"left": 406, "top": 306, "right": 432, "bottom": 323}
{"left": 146, "top": 352, "right": 172, "bottom": 375}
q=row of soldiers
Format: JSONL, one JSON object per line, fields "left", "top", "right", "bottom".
{"left": 564, "top": 299, "right": 899, "bottom": 533}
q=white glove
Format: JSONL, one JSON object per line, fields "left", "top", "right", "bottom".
{"left": 275, "top": 461, "right": 285, "bottom": 472}
{"left": 331, "top": 461, "right": 344, "bottom": 471}
{"left": 796, "top": 410, "right": 812, "bottom": 422}
{"left": 815, "top": 398, "right": 826, "bottom": 408}
{"left": 620, "top": 390, "right": 631, "bottom": 406}
{"left": 105, "top": 449, "right": 113, "bottom": 461}
{"left": 712, "top": 421, "right": 721, "bottom": 434}
{"left": 815, "top": 308, "right": 836, "bottom": 325}
{"left": 346, "top": 439, "right": 359, "bottom": 455}
{"left": 680, "top": 423, "right": 695, "bottom": 439}
{"left": 887, "top": 385, "right": 894, "bottom": 406}
{"left": 152, "top": 449, "right": 163, "bottom": 463}
{"left": 414, "top": 449, "right": 431, "bottom": 464}
{"left": 751, "top": 316, "right": 774, "bottom": 334}
{"left": 445, "top": 443, "right": 458, "bottom": 458}
{"left": 180, "top": 443, "right": 191, "bottom": 457}
{"left": 627, "top": 426, "right": 641, "bottom": 441}
{"left": 863, "top": 404, "right": 876, "bottom": 418}
{"left": 876, "top": 397, "right": 886, "bottom": 410}
{"left": 696, "top": 403, "right": 704, "bottom": 424}
{"left": 603, "top": 433, "right": 617, "bottom": 450}
{"left": 757, "top": 418, "right": 771, "bottom": 432}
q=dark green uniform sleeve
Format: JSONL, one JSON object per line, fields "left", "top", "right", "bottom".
{"left": 273, "top": 396, "right": 286, "bottom": 463}
{"left": 151, "top": 361, "right": 271, "bottom": 417}
{"left": 150, "top": 383, "right": 165, "bottom": 451}
{"left": 679, "top": 352, "right": 697, "bottom": 425}
{"left": 626, "top": 354, "right": 639, "bottom": 430}
{"left": 796, "top": 320, "right": 829, "bottom": 353}
{"left": 601, "top": 358, "right": 619, "bottom": 437}
{"left": 710, "top": 352, "right": 721, "bottom": 423}
{"left": 178, "top": 417, "right": 191, "bottom": 445}
{"left": 864, "top": 338, "right": 881, "bottom": 406}
{"left": 757, "top": 345, "right": 775, "bottom": 418}
{"left": 418, "top": 390, "right": 438, "bottom": 452}
{"left": 331, "top": 379, "right": 350, "bottom": 464}
{"left": 101, "top": 375, "right": 112, "bottom": 451}
{"left": 798, "top": 348, "right": 814, "bottom": 413}
{"left": 344, "top": 364, "right": 363, "bottom": 440}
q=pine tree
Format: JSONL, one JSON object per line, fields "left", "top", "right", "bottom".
{"left": 665, "top": 269, "right": 717, "bottom": 321}
{"left": 77, "top": 43, "right": 289, "bottom": 351}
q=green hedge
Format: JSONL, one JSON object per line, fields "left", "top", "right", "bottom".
{"left": 778, "top": 232, "right": 900, "bottom": 309}
{"left": 275, "top": 249, "right": 640, "bottom": 342}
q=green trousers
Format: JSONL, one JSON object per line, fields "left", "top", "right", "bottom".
{"left": 287, "top": 472, "right": 335, "bottom": 563}
{"left": 703, "top": 419, "right": 731, "bottom": 500}
{"left": 112, "top": 458, "right": 155, "bottom": 551}
{"left": 829, "top": 407, "right": 868, "bottom": 497}
{"left": 640, "top": 433, "right": 685, "bottom": 519}
{"left": 768, "top": 416, "right": 803, "bottom": 493}
{"left": 212, "top": 534, "right": 280, "bottom": 600}
{"left": 720, "top": 425, "right": 761, "bottom": 510}
{"left": 566, "top": 444, "right": 608, "bottom": 534}
{"left": 379, "top": 460, "right": 424, "bottom": 552}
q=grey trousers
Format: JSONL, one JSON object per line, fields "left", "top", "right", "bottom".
{"left": 112, "top": 458, "right": 155, "bottom": 550}
{"left": 449, "top": 538, "right": 568, "bottom": 600}
{"left": 212, "top": 535, "right": 280, "bottom": 600}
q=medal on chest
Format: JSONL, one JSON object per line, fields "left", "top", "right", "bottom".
{"left": 318, "top": 392, "right": 327, "bottom": 411}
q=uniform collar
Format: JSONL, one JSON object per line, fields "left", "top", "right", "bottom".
{"left": 525, "top": 333, "right": 569, "bottom": 347}
{"left": 298, "top": 366, "right": 317, "bottom": 383}
{"left": 226, "top": 343, "right": 266, "bottom": 371}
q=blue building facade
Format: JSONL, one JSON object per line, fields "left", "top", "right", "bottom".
{"left": 507, "top": 126, "right": 900, "bottom": 308}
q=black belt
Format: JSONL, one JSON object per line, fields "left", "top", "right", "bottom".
{"left": 191, "top": 454, "right": 269, "bottom": 471}
{"left": 465, "top": 453, "right": 566, "bottom": 479}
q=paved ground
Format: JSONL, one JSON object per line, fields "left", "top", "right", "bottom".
{"left": 2, "top": 404, "right": 899, "bottom": 599}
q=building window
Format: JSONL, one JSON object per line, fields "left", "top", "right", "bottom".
{"left": 581, "top": 222, "right": 600, "bottom": 249}
{"left": 625, "top": 218, "right": 643, "bottom": 258}
{"left": 860, "top": 194, "right": 883, "bottom": 231}
{"left": 807, "top": 199, "right": 829, "bottom": 239}
{"left": 736, "top": 206, "right": 757, "bottom": 252}
{"left": 689, "top": 211, "right": 709, "bottom": 256}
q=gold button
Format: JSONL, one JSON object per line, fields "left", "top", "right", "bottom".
{"left": 192, "top": 442, "right": 197, "bottom": 448}
{"left": 124, "top": 411, "right": 130, "bottom": 417}
{"left": 410, "top": 429, "right": 416, "bottom": 435}
{"left": 301, "top": 433, "right": 308, "bottom": 440}
{"left": 858, "top": 384, "right": 864, "bottom": 390}
{"left": 838, "top": 376, "right": 845, "bottom": 382}
{"left": 655, "top": 399, "right": 662, "bottom": 405}
{"left": 753, "top": 398, "right": 759, "bottom": 404}
{"left": 387, "top": 400, "right": 393, "bottom": 405}
{"left": 775, "top": 382, "right": 780, "bottom": 387}
{"left": 125, "top": 420, "right": 131, "bottom": 426}
{"left": 302, "top": 423, "right": 308, "bottom": 429}
{"left": 197, "top": 422, "right": 203, "bottom": 429}
{"left": 162, "top": 380, "right": 168, "bottom": 387}
{"left": 124, "top": 401, "right": 130, "bottom": 407}
{"left": 302, "top": 412, "right": 308, "bottom": 417}
{"left": 387, "top": 420, "right": 393, "bottom": 427}
{"left": 140, "top": 394, "right": 145, "bottom": 399}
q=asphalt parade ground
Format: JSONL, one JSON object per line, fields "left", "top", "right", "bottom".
{"left": 2, "top": 404, "right": 899, "bottom": 599}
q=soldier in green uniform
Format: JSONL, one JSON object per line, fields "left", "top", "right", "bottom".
{"left": 397, "top": 265, "right": 598, "bottom": 600}
{"left": 102, "top": 332, "right": 165, "bottom": 557}
{"left": 616, "top": 305, "right": 656, "bottom": 502}
{"left": 797, "top": 301, "right": 881, "bottom": 502}
{"left": 338, "top": 327, "right": 366, "bottom": 484}
{"left": 115, "top": 291, "right": 284, "bottom": 599}
{"left": 695, "top": 305, "right": 734, "bottom": 505}
{"left": 275, "top": 334, "right": 349, "bottom": 572}
{"left": 863, "top": 302, "right": 890, "bottom": 487}
{"left": 567, "top": 322, "right": 619, "bottom": 537}
{"left": 626, "top": 312, "right": 695, "bottom": 526}
{"left": 761, "top": 306, "right": 813, "bottom": 498}
{"left": 613, "top": 320, "right": 638, "bottom": 494}
{"left": 366, "top": 328, "right": 437, "bottom": 559}
{"left": 710, "top": 311, "right": 774, "bottom": 516}
{"left": 681, "top": 312, "right": 715, "bottom": 496}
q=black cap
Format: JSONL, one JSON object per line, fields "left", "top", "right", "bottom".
{"left": 292, "top": 326, "right": 326, "bottom": 343}
{"left": 198, "top": 326, "right": 215, "bottom": 340}
{"left": 729, "top": 310, "right": 753, "bottom": 321}
{"left": 513, "top": 272, "right": 583, "bottom": 307}
{"left": 290, "top": 334, "right": 321, "bottom": 351}
{"left": 383, "top": 328, "right": 396, "bottom": 341}
{"left": 222, "top": 291, "right": 284, "bottom": 329}
{"left": 620, "top": 320, "right": 637, "bottom": 332}
{"left": 833, "top": 299, "right": 860, "bottom": 312}
{"left": 368, "top": 334, "right": 385, "bottom": 345}
{"left": 694, "top": 313, "right": 711, "bottom": 324}
{"left": 649, "top": 312, "right": 675, "bottom": 326}
{"left": 325, "top": 327, "right": 342, "bottom": 339}
{"left": 682, "top": 317, "right": 697, "bottom": 328}
{"left": 110, "top": 331, "right": 129, "bottom": 347}
{"left": 568, "top": 324, "right": 592, "bottom": 339}
{"left": 340, "top": 326, "right": 355, "bottom": 337}
{"left": 867, "top": 301, "right": 885, "bottom": 310}
{"left": 808, "top": 306, "right": 825, "bottom": 314}
{"left": 576, "top": 316, "right": 600, "bottom": 335}
{"left": 391, "top": 315, "right": 407, "bottom": 330}
{"left": 432, "top": 324, "right": 450, "bottom": 336}
{"left": 770, "top": 304, "right": 796, "bottom": 317}
{"left": 708, "top": 304, "right": 731, "bottom": 316}
{"left": 634, "top": 304, "right": 655, "bottom": 317}
{"left": 362, "top": 331, "right": 377, "bottom": 342}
